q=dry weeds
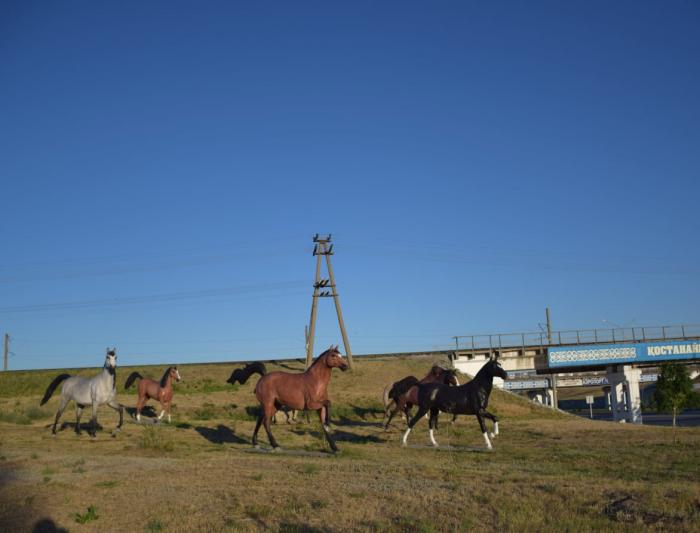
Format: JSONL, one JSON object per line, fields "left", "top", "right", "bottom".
{"left": 0, "top": 356, "right": 698, "bottom": 531}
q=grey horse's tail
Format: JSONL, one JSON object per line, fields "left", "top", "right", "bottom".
{"left": 124, "top": 372, "right": 143, "bottom": 390}
{"left": 227, "top": 362, "right": 266, "bottom": 385}
{"left": 40, "top": 374, "right": 71, "bottom": 406}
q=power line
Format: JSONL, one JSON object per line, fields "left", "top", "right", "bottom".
{"left": 0, "top": 280, "right": 307, "bottom": 314}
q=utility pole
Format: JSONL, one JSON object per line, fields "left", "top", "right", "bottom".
{"left": 546, "top": 307, "right": 558, "bottom": 409}
{"left": 306, "top": 234, "right": 354, "bottom": 369}
{"left": 3, "top": 334, "right": 9, "bottom": 371}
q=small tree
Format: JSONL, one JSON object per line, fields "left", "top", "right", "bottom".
{"left": 653, "top": 363, "right": 694, "bottom": 427}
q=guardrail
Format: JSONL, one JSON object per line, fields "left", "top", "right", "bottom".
{"left": 452, "top": 324, "right": 700, "bottom": 352}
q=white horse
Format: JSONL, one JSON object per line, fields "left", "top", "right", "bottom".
{"left": 40, "top": 348, "right": 124, "bottom": 437}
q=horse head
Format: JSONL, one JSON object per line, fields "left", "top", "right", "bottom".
{"left": 323, "top": 345, "right": 348, "bottom": 372}
{"left": 442, "top": 369, "right": 460, "bottom": 386}
{"left": 489, "top": 356, "right": 508, "bottom": 380}
{"left": 172, "top": 366, "right": 181, "bottom": 382}
{"left": 105, "top": 347, "right": 117, "bottom": 368}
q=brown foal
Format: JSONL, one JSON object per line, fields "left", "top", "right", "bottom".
{"left": 252, "top": 345, "right": 348, "bottom": 452}
{"left": 384, "top": 365, "right": 459, "bottom": 429}
{"left": 124, "top": 366, "right": 181, "bottom": 423}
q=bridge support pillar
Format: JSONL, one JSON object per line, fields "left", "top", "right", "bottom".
{"left": 606, "top": 365, "right": 643, "bottom": 424}
{"left": 544, "top": 388, "right": 554, "bottom": 407}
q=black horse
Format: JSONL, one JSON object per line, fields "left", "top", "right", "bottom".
{"left": 402, "top": 357, "right": 508, "bottom": 450}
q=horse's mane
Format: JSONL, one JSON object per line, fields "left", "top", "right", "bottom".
{"left": 160, "top": 367, "right": 173, "bottom": 388}
{"left": 308, "top": 347, "right": 338, "bottom": 369}
{"left": 473, "top": 359, "right": 496, "bottom": 381}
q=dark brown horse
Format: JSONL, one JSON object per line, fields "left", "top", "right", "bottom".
{"left": 124, "top": 366, "right": 181, "bottom": 423}
{"left": 238, "top": 346, "right": 348, "bottom": 452}
{"left": 383, "top": 365, "right": 459, "bottom": 429}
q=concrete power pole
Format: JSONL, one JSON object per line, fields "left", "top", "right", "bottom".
{"left": 546, "top": 307, "right": 558, "bottom": 408}
{"left": 305, "top": 234, "right": 354, "bottom": 369}
{"left": 3, "top": 334, "right": 8, "bottom": 371}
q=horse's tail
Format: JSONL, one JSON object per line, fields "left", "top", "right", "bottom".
{"left": 388, "top": 376, "right": 420, "bottom": 402}
{"left": 40, "top": 374, "right": 71, "bottom": 406}
{"left": 124, "top": 372, "right": 143, "bottom": 390}
{"left": 227, "top": 362, "right": 267, "bottom": 385}
{"left": 382, "top": 385, "right": 392, "bottom": 411}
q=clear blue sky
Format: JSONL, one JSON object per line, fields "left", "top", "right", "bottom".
{"left": 2, "top": 2, "right": 699, "bottom": 370}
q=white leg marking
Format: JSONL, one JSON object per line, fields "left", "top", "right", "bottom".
{"left": 483, "top": 432, "right": 493, "bottom": 450}
{"left": 167, "top": 414, "right": 171, "bottom": 423}
{"left": 402, "top": 427, "right": 411, "bottom": 447}
{"left": 158, "top": 410, "right": 165, "bottom": 420}
{"left": 136, "top": 414, "right": 141, "bottom": 422}
{"left": 494, "top": 422, "right": 499, "bottom": 436}
{"left": 429, "top": 429, "right": 438, "bottom": 447}
{"left": 323, "top": 425, "right": 331, "bottom": 433}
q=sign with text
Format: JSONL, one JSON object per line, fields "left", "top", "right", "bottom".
{"left": 548, "top": 340, "right": 700, "bottom": 368}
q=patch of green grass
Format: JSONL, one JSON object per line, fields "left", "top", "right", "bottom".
{"left": 300, "top": 463, "right": 318, "bottom": 475}
{"left": 43, "top": 476, "right": 51, "bottom": 483}
{"left": 245, "top": 504, "right": 271, "bottom": 520}
{"left": 95, "top": 480, "right": 119, "bottom": 489}
{"left": 30, "top": 452, "right": 38, "bottom": 459}
{"left": 146, "top": 518, "right": 164, "bottom": 531}
{"left": 538, "top": 483, "right": 556, "bottom": 494}
{"left": 138, "top": 427, "right": 175, "bottom": 452}
{"left": 192, "top": 402, "right": 220, "bottom": 420}
{"left": 223, "top": 517, "right": 238, "bottom": 529}
{"left": 74, "top": 505, "right": 99, "bottom": 524}
{"left": 310, "top": 499, "right": 326, "bottom": 509}
{"left": 41, "top": 466, "right": 56, "bottom": 476}
{"left": 251, "top": 473, "right": 263, "bottom": 481}
{"left": 0, "top": 405, "right": 49, "bottom": 424}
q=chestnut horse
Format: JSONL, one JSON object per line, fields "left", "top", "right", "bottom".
{"left": 383, "top": 365, "right": 459, "bottom": 429}
{"left": 124, "top": 366, "right": 181, "bottom": 423}
{"left": 251, "top": 346, "right": 347, "bottom": 452}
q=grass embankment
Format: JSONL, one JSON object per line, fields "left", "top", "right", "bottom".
{"left": 1, "top": 356, "right": 699, "bottom": 532}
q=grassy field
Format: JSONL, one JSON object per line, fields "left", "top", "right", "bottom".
{"left": 1, "top": 355, "right": 699, "bottom": 532}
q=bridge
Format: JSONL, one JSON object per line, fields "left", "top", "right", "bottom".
{"left": 449, "top": 324, "right": 700, "bottom": 424}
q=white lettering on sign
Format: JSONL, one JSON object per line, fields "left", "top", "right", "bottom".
{"left": 647, "top": 343, "right": 700, "bottom": 357}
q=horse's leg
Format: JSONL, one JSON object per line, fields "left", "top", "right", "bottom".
{"left": 136, "top": 394, "right": 146, "bottom": 422}
{"left": 324, "top": 400, "right": 332, "bottom": 426}
{"left": 383, "top": 398, "right": 396, "bottom": 425}
{"left": 157, "top": 400, "right": 166, "bottom": 422}
{"left": 252, "top": 410, "right": 264, "bottom": 447}
{"left": 75, "top": 404, "right": 84, "bottom": 435}
{"left": 107, "top": 400, "right": 124, "bottom": 434}
{"left": 480, "top": 410, "right": 499, "bottom": 438}
{"left": 384, "top": 406, "right": 397, "bottom": 430}
{"left": 428, "top": 409, "right": 440, "bottom": 447}
{"left": 402, "top": 406, "right": 429, "bottom": 447}
{"left": 166, "top": 401, "right": 172, "bottom": 424}
{"left": 89, "top": 399, "right": 98, "bottom": 438}
{"left": 319, "top": 406, "right": 338, "bottom": 453}
{"left": 262, "top": 407, "right": 279, "bottom": 449}
{"left": 476, "top": 412, "right": 492, "bottom": 450}
{"left": 52, "top": 395, "right": 70, "bottom": 435}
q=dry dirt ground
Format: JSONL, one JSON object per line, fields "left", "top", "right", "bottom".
{"left": 1, "top": 356, "right": 699, "bottom": 532}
